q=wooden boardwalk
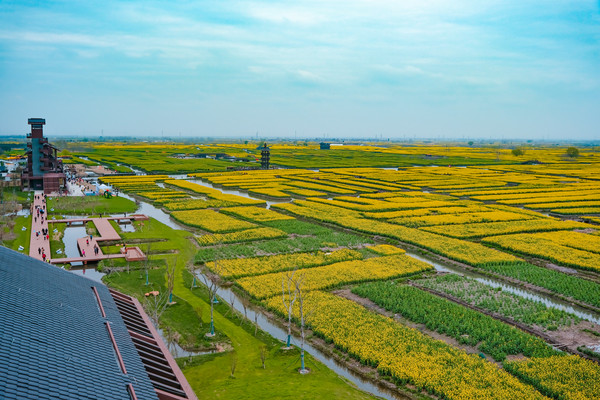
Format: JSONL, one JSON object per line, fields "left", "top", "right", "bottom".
{"left": 27, "top": 206, "right": 149, "bottom": 265}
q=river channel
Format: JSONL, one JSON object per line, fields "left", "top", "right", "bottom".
{"left": 98, "top": 174, "right": 600, "bottom": 399}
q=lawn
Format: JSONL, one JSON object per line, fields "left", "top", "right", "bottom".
{"left": 47, "top": 195, "right": 138, "bottom": 215}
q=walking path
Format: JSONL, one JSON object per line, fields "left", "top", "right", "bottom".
{"left": 28, "top": 191, "right": 50, "bottom": 262}
{"left": 25, "top": 192, "right": 148, "bottom": 265}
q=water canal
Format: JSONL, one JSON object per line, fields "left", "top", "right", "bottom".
{"left": 96, "top": 174, "right": 600, "bottom": 398}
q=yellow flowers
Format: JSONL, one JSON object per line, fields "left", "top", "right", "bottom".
{"left": 504, "top": 355, "right": 600, "bottom": 400}
{"left": 195, "top": 227, "right": 287, "bottom": 245}
{"left": 273, "top": 201, "right": 520, "bottom": 266}
{"left": 265, "top": 291, "right": 547, "bottom": 400}
{"left": 366, "top": 244, "right": 405, "bottom": 255}
{"left": 220, "top": 206, "right": 294, "bottom": 222}
{"left": 214, "top": 249, "right": 363, "bottom": 278}
{"left": 482, "top": 232, "right": 600, "bottom": 272}
{"left": 172, "top": 209, "right": 255, "bottom": 232}
{"left": 238, "top": 254, "right": 433, "bottom": 299}
{"left": 422, "top": 219, "right": 590, "bottom": 239}
{"left": 165, "top": 179, "right": 265, "bottom": 206}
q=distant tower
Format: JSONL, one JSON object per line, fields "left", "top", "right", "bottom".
{"left": 22, "top": 118, "right": 65, "bottom": 193}
{"left": 261, "top": 142, "right": 270, "bottom": 169}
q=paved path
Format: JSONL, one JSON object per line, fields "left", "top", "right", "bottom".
{"left": 25, "top": 190, "right": 148, "bottom": 265}
{"left": 28, "top": 191, "right": 50, "bottom": 262}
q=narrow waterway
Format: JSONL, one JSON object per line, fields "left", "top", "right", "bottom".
{"left": 407, "top": 252, "right": 600, "bottom": 324}
{"left": 117, "top": 180, "right": 600, "bottom": 325}
{"left": 100, "top": 177, "right": 600, "bottom": 398}
{"left": 184, "top": 177, "right": 292, "bottom": 209}
{"left": 61, "top": 225, "right": 106, "bottom": 283}
{"left": 197, "top": 273, "right": 402, "bottom": 400}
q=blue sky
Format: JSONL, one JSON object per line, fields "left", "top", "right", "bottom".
{"left": 0, "top": 0, "right": 599, "bottom": 140}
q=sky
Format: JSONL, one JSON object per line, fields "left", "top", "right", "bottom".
{"left": 0, "top": 0, "right": 599, "bottom": 140}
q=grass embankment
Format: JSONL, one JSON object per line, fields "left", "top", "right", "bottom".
{"left": 47, "top": 195, "right": 137, "bottom": 215}
{"left": 103, "top": 217, "right": 377, "bottom": 399}
{"left": 1, "top": 215, "right": 31, "bottom": 254}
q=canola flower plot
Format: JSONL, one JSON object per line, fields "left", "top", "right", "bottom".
{"left": 365, "top": 244, "right": 406, "bottom": 255}
{"left": 551, "top": 207, "right": 600, "bottom": 215}
{"left": 195, "top": 227, "right": 288, "bottom": 246}
{"left": 421, "top": 219, "right": 590, "bottom": 239}
{"left": 418, "top": 274, "right": 581, "bottom": 329}
{"left": 518, "top": 230, "right": 600, "bottom": 254}
{"left": 172, "top": 209, "right": 256, "bottom": 233}
{"left": 162, "top": 198, "right": 242, "bottom": 210}
{"left": 352, "top": 281, "right": 557, "bottom": 361}
{"left": 273, "top": 201, "right": 520, "bottom": 266}
{"left": 482, "top": 233, "right": 600, "bottom": 272}
{"left": 220, "top": 206, "right": 295, "bottom": 222}
{"left": 264, "top": 291, "right": 549, "bottom": 400}
{"left": 389, "top": 210, "right": 533, "bottom": 228}
{"left": 504, "top": 355, "right": 600, "bottom": 400}
{"left": 212, "top": 248, "right": 363, "bottom": 279}
{"left": 238, "top": 254, "right": 433, "bottom": 299}
{"left": 165, "top": 179, "right": 266, "bottom": 206}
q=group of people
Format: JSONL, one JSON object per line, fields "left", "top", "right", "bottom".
{"left": 37, "top": 247, "right": 47, "bottom": 262}
{"left": 82, "top": 235, "right": 100, "bottom": 258}
{"left": 35, "top": 228, "right": 50, "bottom": 240}
{"left": 33, "top": 195, "right": 46, "bottom": 224}
{"left": 33, "top": 194, "right": 50, "bottom": 262}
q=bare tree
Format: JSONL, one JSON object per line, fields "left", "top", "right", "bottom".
{"left": 254, "top": 313, "right": 258, "bottom": 337}
{"left": 230, "top": 351, "right": 238, "bottom": 378}
{"left": 293, "top": 272, "right": 310, "bottom": 374}
{"left": 143, "top": 290, "right": 170, "bottom": 328}
{"left": 228, "top": 292, "right": 236, "bottom": 318}
{"left": 240, "top": 291, "right": 251, "bottom": 326}
{"left": 201, "top": 262, "right": 221, "bottom": 337}
{"left": 187, "top": 263, "right": 198, "bottom": 289}
{"left": 281, "top": 268, "right": 298, "bottom": 349}
{"left": 166, "top": 257, "right": 177, "bottom": 305}
{"left": 260, "top": 345, "right": 267, "bottom": 369}
{"left": 144, "top": 242, "right": 152, "bottom": 285}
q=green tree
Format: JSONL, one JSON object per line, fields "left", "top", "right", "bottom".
{"left": 566, "top": 147, "right": 579, "bottom": 157}
{"left": 511, "top": 148, "right": 524, "bottom": 157}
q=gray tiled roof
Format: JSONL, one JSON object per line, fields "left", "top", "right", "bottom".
{"left": 0, "top": 246, "right": 158, "bottom": 400}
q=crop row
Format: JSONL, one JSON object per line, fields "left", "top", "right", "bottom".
{"left": 422, "top": 219, "right": 589, "bottom": 239}
{"left": 161, "top": 198, "right": 242, "bottom": 210}
{"left": 418, "top": 274, "right": 581, "bottom": 329}
{"left": 352, "top": 281, "right": 557, "bottom": 361}
{"left": 479, "top": 262, "right": 600, "bottom": 308}
{"left": 238, "top": 254, "right": 433, "bottom": 299}
{"left": 273, "top": 201, "right": 520, "bottom": 266}
{"left": 389, "top": 210, "right": 532, "bottom": 228}
{"left": 164, "top": 179, "right": 265, "bottom": 206}
{"left": 482, "top": 233, "right": 600, "bottom": 272}
{"left": 366, "top": 244, "right": 406, "bottom": 255}
{"left": 264, "top": 291, "right": 547, "bottom": 400}
{"left": 195, "top": 227, "right": 287, "bottom": 246}
{"left": 172, "top": 209, "right": 256, "bottom": 233}
{"left": 504, "top": 355, "right": 600, "bottom": 400}
{"left": 220, "top": 206, "right": 295, "bottom": 222}
{"left": 211, "top": 248, "right": 362, "bottom": 279}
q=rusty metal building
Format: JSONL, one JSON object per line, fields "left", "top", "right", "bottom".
{"left": 21, "top": 118, "right": 66, "bottom": 193}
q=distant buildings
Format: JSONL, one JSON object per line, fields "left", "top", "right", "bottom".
{"left": 21, "top": 118, "right": 66, "bottom": 193}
